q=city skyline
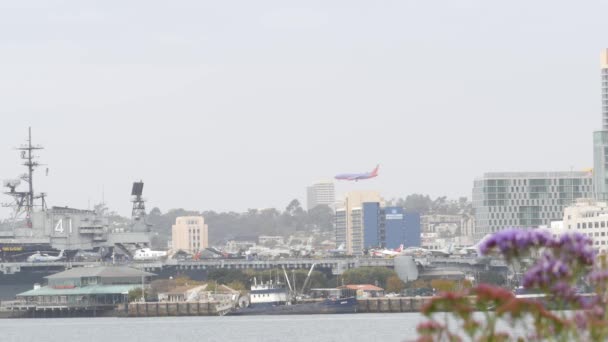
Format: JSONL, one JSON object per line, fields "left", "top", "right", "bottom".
{"left": 0, "top": 1, "right": 605, "bottom": 218}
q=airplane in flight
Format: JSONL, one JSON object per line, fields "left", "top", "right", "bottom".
{"left": 334, "top": 165, "right": 380, "bottom": 181}
{"left": 27, "top": 250, "right": 65, "bottom": 263}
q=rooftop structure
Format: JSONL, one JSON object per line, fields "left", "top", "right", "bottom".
{"left": 45, "top": 266, "right": 155, "bottom": 283}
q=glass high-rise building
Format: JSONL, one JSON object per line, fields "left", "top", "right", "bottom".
{"left": 593, "top": 49, "right": 608, "bottom": 200}
{"left": 473, "top": 172, "right": 593, "bottom": 239}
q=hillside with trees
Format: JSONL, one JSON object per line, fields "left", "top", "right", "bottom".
{"left": 146, "top": 200, "right": 334, "bottom": 248}
{"left": 143, "top": 195, "right": 471, "bottom": 249}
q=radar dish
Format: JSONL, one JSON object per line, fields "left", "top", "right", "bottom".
{"left": 131, "top": 182, "right": 144, "bottom": 196}
{"left": 3, "top": 179, "right": 21, "bottom": 188}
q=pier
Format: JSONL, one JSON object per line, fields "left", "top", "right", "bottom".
{"left": 1, "top": 302, "right": 118, "bottom": 318}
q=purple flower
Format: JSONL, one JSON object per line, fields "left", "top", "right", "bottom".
{"left": 479, "top": 229, "right": 553, "bottom": 257}
{"left": 550, "top": 281, "right": 578, "bottom": 300}
{"left": 551, "top": 233, "right": 595, "bottom": 266}
{"left": 589, "top": 269, "right": 608, "bottom": 284}
{"left": 523, "top": 257, "right": 571, "bottom": 289}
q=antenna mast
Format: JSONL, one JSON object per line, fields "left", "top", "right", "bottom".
{"left": 131, "top": 181, "right": 146, "bottom": 221}
{"left": 3, "top": 127, "right": 46, "bottom": 227}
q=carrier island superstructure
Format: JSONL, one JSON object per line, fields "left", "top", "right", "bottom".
{"left": 0, "top": 128, "right": 152, "bottom": 261}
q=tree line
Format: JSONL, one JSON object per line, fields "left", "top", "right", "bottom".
{"left": 143, "top": 195, "right": 471, "bottom": 248}
{"left": 146, "top": 199, "right": 333, "bottom": 248}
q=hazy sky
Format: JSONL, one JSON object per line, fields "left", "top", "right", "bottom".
{"left": 0, "top": 1, "right": 606, "bottom": 217}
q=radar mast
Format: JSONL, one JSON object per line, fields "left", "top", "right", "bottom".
{"left": 3, "top": 127, "right": 46, "bottom": 227}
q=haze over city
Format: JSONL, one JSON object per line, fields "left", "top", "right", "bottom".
{"left": 0, "top": 1, "right": 605, "bottom": 217}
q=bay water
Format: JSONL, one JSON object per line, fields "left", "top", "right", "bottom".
{"left": 0, "top": 313, "right": 425, "bottom": 342}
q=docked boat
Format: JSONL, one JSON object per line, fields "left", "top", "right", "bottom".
{"left": 229, "top": 278, "right": 357, "bottom": 316}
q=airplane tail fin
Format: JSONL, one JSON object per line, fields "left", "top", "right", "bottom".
{"left": 58, "top": 250, "right": 65, "bottom": 258}
{"left": 371, "top": 164, "right": 380, "bottom": 176}
{"left": 397, "top": 244, "right": 404, "bottom": 252}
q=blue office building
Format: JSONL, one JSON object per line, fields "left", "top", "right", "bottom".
{"left": 362, "top": 203, "right": 381, "bottom": 249}
{"left": 360, "top": 203, "right": 421, "bottom": 251}
{"left": 383, "top": 207, "right": 421, "bottom": 249}
{"left": 403, "top": 212, "right": 421, "bottom": 248}
{"left": 383, "top": 207, "right": 405, "bottom": 249}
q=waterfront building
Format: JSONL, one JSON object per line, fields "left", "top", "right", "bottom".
{"left": 172, "top": 216, "right": 209, "bottom": 253}
{"left": 549, "top": 198, "right": 608, "bottom": 254}
{"left": 306, "top": 181, "right": 335, "bottom": 210}
{"left": 335, "top": 191, "right": 383, "bottom": 255}
{"left": 473, "top": 172, "right": 593, "bottom": 239}
{"left": 594, "top": 49, "right": 608, "bottom": 200}
{"left": 16, "top": 266, "right": 155, "bottom": 307}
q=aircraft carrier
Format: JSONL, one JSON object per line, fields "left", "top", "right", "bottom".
{"left": 0, "top": 128, "right": 152, "bottom": 264}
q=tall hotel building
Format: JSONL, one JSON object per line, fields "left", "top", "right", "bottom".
{"left": 473, "top": 172, "right": 593, "bottom": 239}
{"left": 594, "top": 49, "right": 608, "bottom": 200}
{"left": 335, "top": 191, "right": 383, "bottom": 255}
{"left": 306, "top": 181, "right": 335, "bottom": 210}
{"left": 172, "top": 216, "right": 209, "bottom": 253}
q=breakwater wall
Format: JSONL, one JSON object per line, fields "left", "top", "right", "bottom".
{"left": 357, "top": 297, "right": 432, "bottom": 313}
{"left": 120, "top": 301, "right": 233, "bottom": 317}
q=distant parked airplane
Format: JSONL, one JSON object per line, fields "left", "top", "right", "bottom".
{"left": 334, "top": 165, "right": 380, "bottom": 181}
{"left": 328, "top": 243, "right": 346, "bottom": 255}
{"left": 132, "top": 248, "right": 167, "bottom": 261}
{"left": 401, "top": 244, "right": 455, "bottom": 257}
{"left": 370, "top": 244, "right": 403, "bottom": 257}
{"left": 455, "top": 234, "right": 492, "bottom": 256}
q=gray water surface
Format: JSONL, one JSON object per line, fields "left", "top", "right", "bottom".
{"left": 0, "top": 313, "right": 425, "bottom": 342}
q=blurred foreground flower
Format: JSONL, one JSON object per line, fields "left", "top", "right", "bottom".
{"left": 415, "top": 229, "right": 608, "bottom": 341}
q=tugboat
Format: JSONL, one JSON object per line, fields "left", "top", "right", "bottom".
{"left": 229, "top": 266, "right": 357, "bottom": 315}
